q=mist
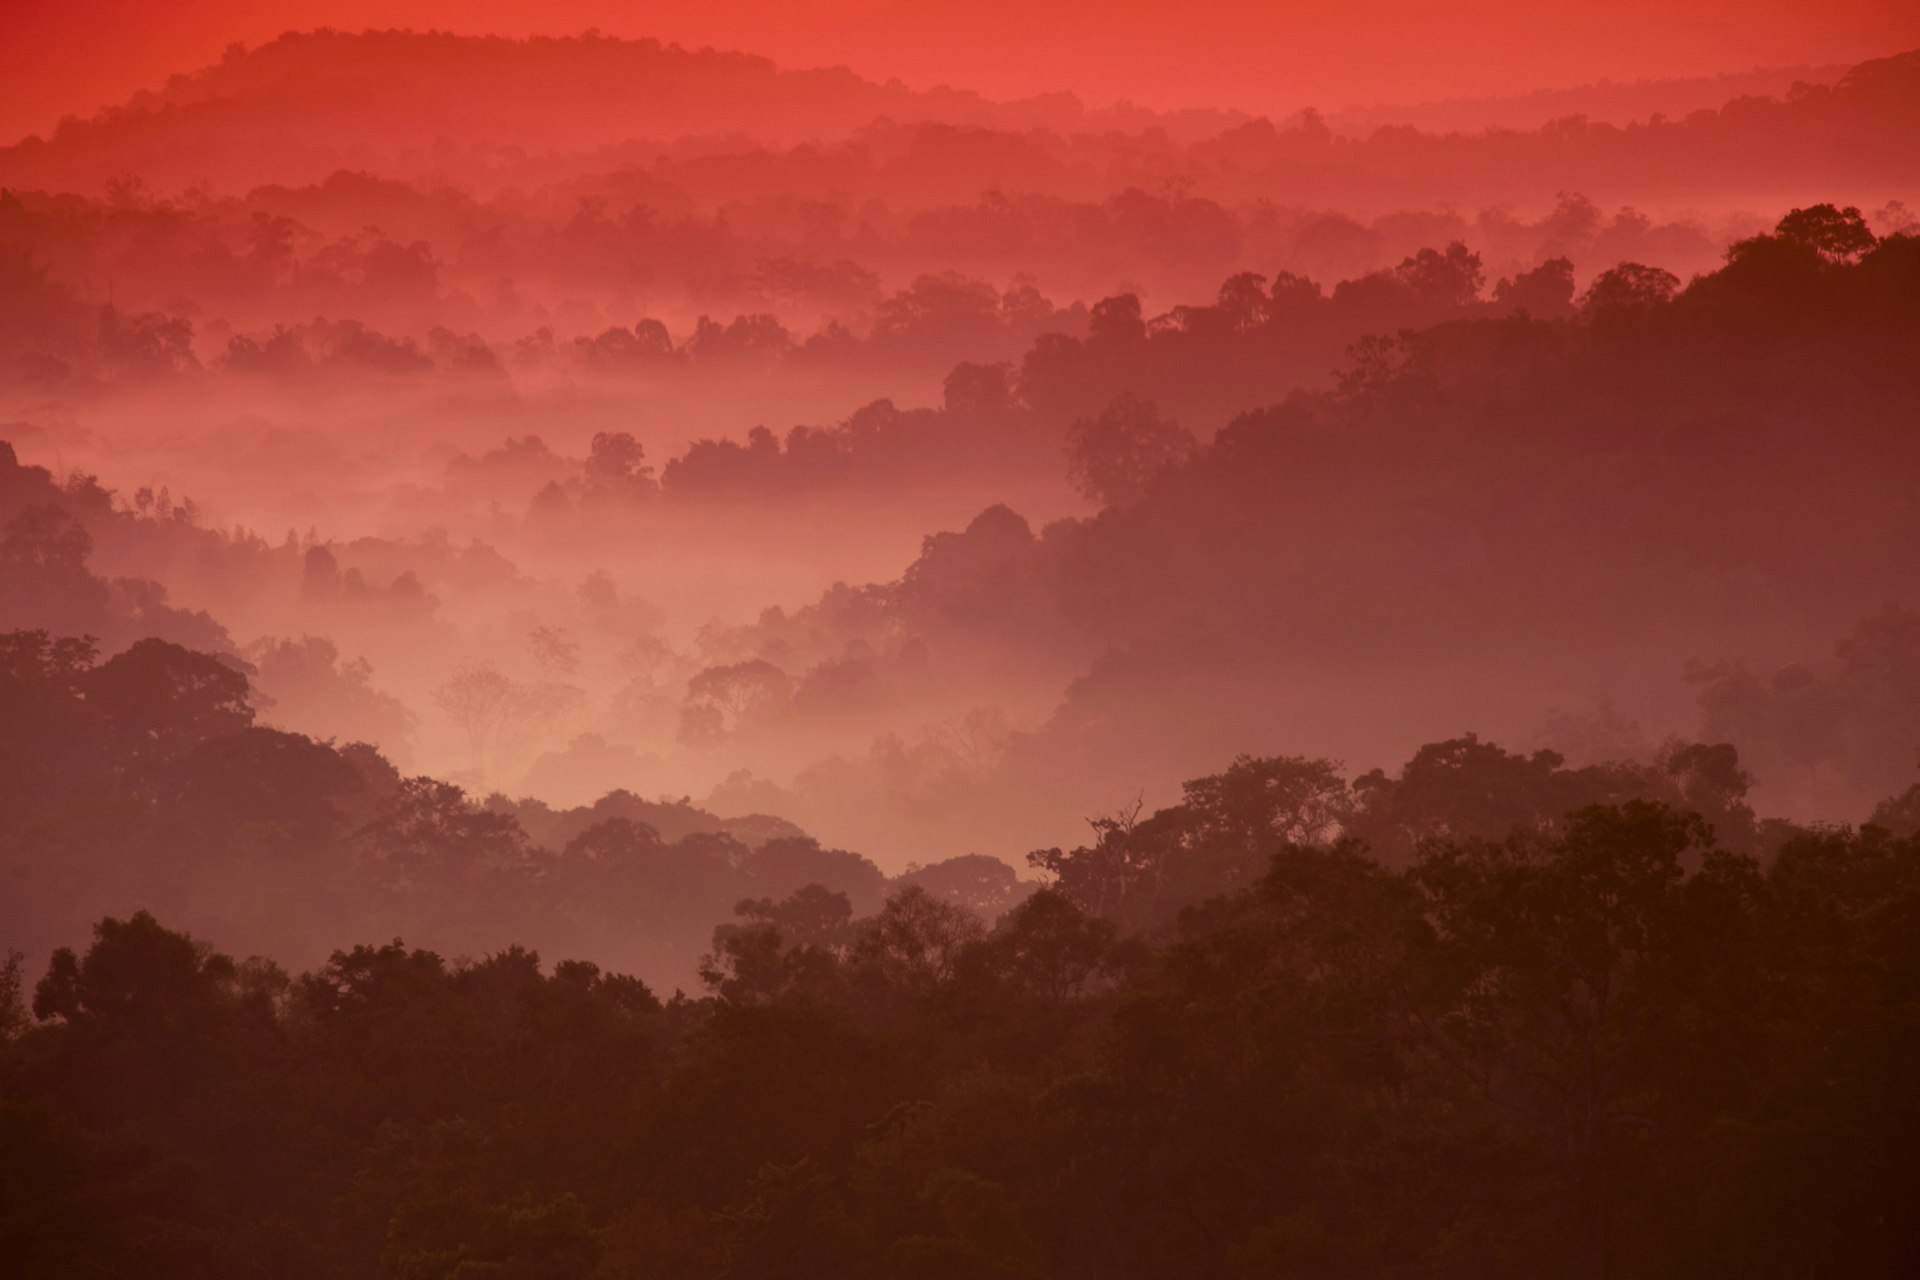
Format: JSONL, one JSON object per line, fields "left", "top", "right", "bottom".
{"left": 4, "top": 21, "right": 1919, "bottom": 1280}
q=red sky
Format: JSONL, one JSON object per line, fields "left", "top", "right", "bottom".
{"left": 4, "top": 0, "right": 1918, "bottom": 142}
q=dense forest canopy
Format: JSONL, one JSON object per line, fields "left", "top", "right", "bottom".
{"left": 4, "top": 682, "right": 1917, "bottom": 1274}
{"left": 5, "top": 19, "right": 1920, "bottom": 1276}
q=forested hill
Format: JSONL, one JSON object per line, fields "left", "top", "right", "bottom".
{"left": 2, "top": 32, "right": 1914, "bottom": 205}
{"left": 0, "top": 29, "right": 1230, "bottom": 189}
{"left": 3, "top": 741, "right": 1918, "bottom": 1275}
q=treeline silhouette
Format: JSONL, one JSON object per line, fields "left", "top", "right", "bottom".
{"left": 299, "top": 202, "right": 1920, "bottom": 513}
{"left": 639, "top": 201, "right": 1920, "bottom": 500}
{"left": 4, "top": 725, "right": 1917, "bottom": 1275}
{"left": 0, "top": 179, "right": 1741, "bottom": 383}
{"left": 0, "top": 442, "right": 236, "bottom": 650}
{"left": 660, "top": 208, "right": 1920, "bottom": 840}
{"left": 0, "top": 202, "right": 1671, "bottom": 398}
{"left": 92, "top": 199, "right": 1897, "bottom": 524}
{"left": 5, "top": 31, "right": 1913, "bottom": 213}
{"left": 6, "top": 206, "right": 1919, "bottom": 848}
{"left": 3, "top": 37, "right": 1916, "bottom": 389}
{"left": 0, "top": 626, "right": 1032, "bottom": 986}
{"left": 8, "top": 613, "right": 1917, "bottom": 989}
{"left": 0, "top": 438, "right": 473, "bottom": 760}
{"left": 0, "top": 28, "right": 1240, "bottom": 190}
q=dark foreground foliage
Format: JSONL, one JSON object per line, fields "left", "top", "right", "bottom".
{"left": 4, "top": 779, "right": 1917, "bottom": 1277}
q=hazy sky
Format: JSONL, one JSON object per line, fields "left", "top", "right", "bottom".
{"left": 5, "top": 0, "right": 1917, "bottom": 142}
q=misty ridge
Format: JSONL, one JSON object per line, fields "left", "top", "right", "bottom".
{"left": 1, "top": 34, "right": 1917, "bottom": 363}
{"left": 3, "top": 21, "right": 1920, "bottom": 1280}
{"left": 5, "top": 204, "right": 1918, "bottom": 860}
